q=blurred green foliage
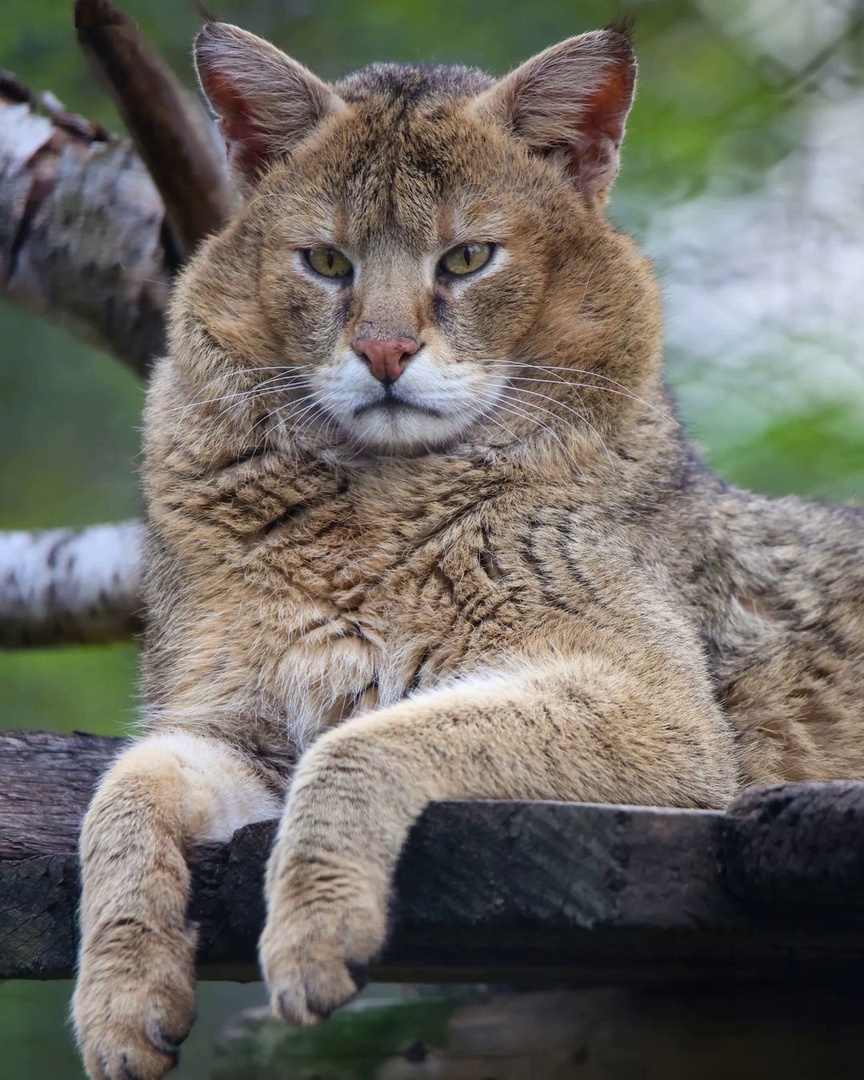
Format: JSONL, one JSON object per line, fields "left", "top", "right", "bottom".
{"left": 1, "top": 0, "right": 862, "bottom": 1075}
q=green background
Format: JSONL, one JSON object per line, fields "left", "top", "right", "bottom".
{"left": 1, "top": 0, "right": 862, "bottom": 1075}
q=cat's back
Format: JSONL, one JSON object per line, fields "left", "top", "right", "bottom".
{"left": 662, "top": 478, "right": 864, "bottom": 783}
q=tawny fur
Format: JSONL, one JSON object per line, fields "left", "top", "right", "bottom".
{"left": 73, "top": 21, "right": 864, "bottom": 1080}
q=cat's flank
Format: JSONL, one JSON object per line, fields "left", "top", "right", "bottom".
{"left": 73, "top": 19, "right": 864, "bottom": 1080}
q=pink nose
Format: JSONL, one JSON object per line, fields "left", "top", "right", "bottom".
{"left": 353, "top": 336, "right": 420, "bottom": 383}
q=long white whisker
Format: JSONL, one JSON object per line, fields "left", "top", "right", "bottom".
{"left": 492, "top": 397, "right": 587, "bottom": 481}
{"left": 504, "top": 374, "right": 671, "bottom": 418}
{"left": 508, "top": 386, "right": 616, "bottom": 470}
{"left": 496, "top": 360, "right": 675, "bottom": 424}
{"left": 471, "top": 386, "right": 522, "bottom": 446}
{"left": 168, "top": 373, "right": 312, "bottom": 415}
{"left": 281, "top": 394, "right": 332, "bottom": 444}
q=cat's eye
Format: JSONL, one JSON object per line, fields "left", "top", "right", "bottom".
{"left": 438, "top": 242, "right": 495, "bottom": 277}
{"left": 304, "top": 246, "right": 353, "bottom": 279}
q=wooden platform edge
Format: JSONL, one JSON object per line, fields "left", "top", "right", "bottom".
{"left": 1, "top": 731, "right": 863, "bottom": 983}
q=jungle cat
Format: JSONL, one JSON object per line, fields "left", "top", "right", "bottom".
{"left": 73, "top": 18, "right": 864, "bottom": 1080}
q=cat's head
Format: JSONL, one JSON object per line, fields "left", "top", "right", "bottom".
{"left": 173, "top": 20, "right": 662, "bottom": 459}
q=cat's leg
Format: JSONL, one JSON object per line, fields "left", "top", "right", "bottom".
{"left": 73, "top": 730, "right": 281, "bottom": 1080}
{"left": 260, "top": 655, "right": 740, "bottom": 1026}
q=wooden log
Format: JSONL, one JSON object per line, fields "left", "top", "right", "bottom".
{"left": 0, "top": 731, "right": 863, "bottom": 983}
{"left": 723, "top": 780, "right": 864, "bottom": 910}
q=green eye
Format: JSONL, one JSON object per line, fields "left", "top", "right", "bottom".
{"left": 439, "top": 242, "right": 494, "bottom": 277}
{"left": 304, "top": 246, "right": 353, "bottom": 279}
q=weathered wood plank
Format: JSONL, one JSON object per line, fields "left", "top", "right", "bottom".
{"left": 0, "top": 730, "right": 121, "bottom": 853}
{"left": 1, "top": 731, "right": 863, "bottom": 984}
{"left": 723, "top": 780, "right": 864, "bottom": 911}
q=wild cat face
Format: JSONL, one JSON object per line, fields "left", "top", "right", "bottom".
{"left": 183, "top": 21, "right": 661, "bottom": 456}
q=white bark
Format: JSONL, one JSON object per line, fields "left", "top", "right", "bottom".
{"left": 0, "top": 41, "right": 230, "bottom": 645}
{"left": 0, "top": 521, "right": 143, "bottom": 647}
{"left": 0, "top": 82, "right": 171, "bottom": 376}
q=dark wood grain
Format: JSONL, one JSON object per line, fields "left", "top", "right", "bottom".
{"left": 0, "top": 730, "right": 121, "bottom": 854}
{"left": 723, "top": 780, "right": 864, "bottom": 913}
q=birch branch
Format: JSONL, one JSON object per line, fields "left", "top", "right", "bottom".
{"left": 0, "top": 9, "right": 235, "bottom": 646}
{"left": 0, "top": 521, "right": 143, "bottom": 647}
{"left": 75, "top": 0, "right": 232, "bottom": 259}
{"left": 0, "top": 73, "right": 170, "bottom": 377}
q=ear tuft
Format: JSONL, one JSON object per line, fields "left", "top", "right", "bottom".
{"left": 193, "top": 21, "right": 343, "bottom": 182}
{"left": 604, "top": 14, "right": 636, "bottom": 46}
{"left": 475, "top": 26, "right": 637, "bottom": 202}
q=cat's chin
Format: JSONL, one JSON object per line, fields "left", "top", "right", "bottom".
{"left": 338, "top": 402, "right": 477, "bottom": 456}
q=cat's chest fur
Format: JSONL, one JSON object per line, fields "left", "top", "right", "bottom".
{"left": 161, "top": 448, "right": 672, "bottom": 749}
{"left": 206, "top": 453, "right": 521, "bottom": 744}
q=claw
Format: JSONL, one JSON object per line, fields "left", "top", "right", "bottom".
{"left": 276, "top": 988, "right": 319, "bottom": 1028}
{"left": 145, "top": 1017, "right": 184, "bottom": 1061}
{"left": 302, "top": 981, "right": 341, "bottom": 1022}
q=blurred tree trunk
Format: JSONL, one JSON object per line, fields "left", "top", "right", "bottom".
{"left": 1, "top": 0, "right": 232, "bottom": 379}
{"left": 0, "top": 79, "right": 152, "bottom": 646}
{"left": 0, "top": 73, "right": 170, "bottom": 377}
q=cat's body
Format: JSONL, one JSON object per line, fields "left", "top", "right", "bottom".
{"left": 143, "top": 372, "right": 864, "bottom": 790}
{"left": 73, "top": 21, "right": 864, "bottom": 1080}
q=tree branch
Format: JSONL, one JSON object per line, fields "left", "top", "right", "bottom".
{"left": 0, "top": 74, "right": 170, "bottom": 376}
{"left": 75, "top": 0, "right": 232, "bottom": 259}
{"left": 0, "top": 521, "right": 143, "bottom": 647}
{"left": 0, "top": 10, "right": 234, "bottom": 644}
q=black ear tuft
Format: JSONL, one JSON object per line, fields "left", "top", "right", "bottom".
{"left": 605, "top": 13, "right": 636, "bottom": 45}
{"left": 194, "top": 2, "right": 220, "bottom": 25}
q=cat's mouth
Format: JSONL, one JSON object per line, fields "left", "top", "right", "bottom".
{"left": 317, "top": 353, "right": 504, "bottom": 453}
{"left": 353, "top": 394, "right": 443, "bottom": 420}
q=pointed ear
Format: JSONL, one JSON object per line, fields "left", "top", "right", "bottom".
{"left": 194, "top": 21, "right": 345, "bottom": 182}
{"left": 474, "top": 23, "right": 636, "bottom": 202}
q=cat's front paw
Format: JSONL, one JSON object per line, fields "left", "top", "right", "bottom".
{"left": 259, "top": 857, "right": 388, "bottom": 1026}
{"left": 260, "top": 939, "right": 368, "bottom": 1026}
{"left": 73, "top": 922, "right": 196, "bottom": 1080}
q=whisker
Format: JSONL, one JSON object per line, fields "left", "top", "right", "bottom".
{"left": 277, "top": 395, "right": 329, "bottom": 443}
{"left": 492, "top": 397, "right": 587, "bottom": 480}
{"left": 167, "top": 372, "right": 311, "bottom": 415}
{"left": 503, "top": 374, "right": 670, "bottom": 418}
{"left": 496, "top": 360, "right": 675, "bottom": 424}
{"left": 471, "top": 387, "right": 522, "bottom": 446}
{"left": 507, "top": 385, "right": 616, "bottom": 470}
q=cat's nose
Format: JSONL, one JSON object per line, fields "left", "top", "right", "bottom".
{"left": 353, "top": 336, "right": 420, "bottom": 383}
